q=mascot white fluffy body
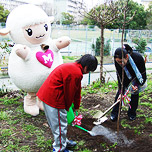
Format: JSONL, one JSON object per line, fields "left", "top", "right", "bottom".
{"left": 0, "top": 4, "right": 71, "bottom": 116}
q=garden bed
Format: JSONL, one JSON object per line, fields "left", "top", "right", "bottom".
{"left": 0, "top": 80, "right": 152, "bottom": 151}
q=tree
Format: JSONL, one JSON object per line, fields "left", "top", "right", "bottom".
{"left": 146, "top": 2, "right": 152, "bottom": 30}
{"left": 80, "top": 0, "right": 122, "bottom": 83}
{"left": 116, "top": 0, "right": 133, "bottom": 132}
{"left": 106, "top": 0, "right": 147, "bottom": 30}
{"left": 90, "top": 0, "right": 136, "bottom": 132}
{"left": 84, "top": 0, "right": 147, "bottom": 30}
{"left": 81, "top": 13, "right": 96, "bottom": 26}
{"left": 61, "top": 12, "right": 75, "bottom": 25}
{"left": 0, "top": 5, "right": 9, "bottom": 23}
{"left": 80, "top": 17, "right": 90, "bottom": 25}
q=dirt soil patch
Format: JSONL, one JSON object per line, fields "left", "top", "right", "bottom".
{"left": 0, "top": 90, "right": 152, "bottom": 152}
{"left": 74, "top": 93, "right": 152, "bottom": 152}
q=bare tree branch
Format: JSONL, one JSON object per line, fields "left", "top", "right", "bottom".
{"left": 78, "top": 0, "right": 135, "bottom": 84}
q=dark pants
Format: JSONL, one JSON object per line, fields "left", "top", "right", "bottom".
{"left": 111, "top": 90, "right": 139, "bottom": 117}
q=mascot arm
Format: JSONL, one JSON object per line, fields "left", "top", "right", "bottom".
{"left": 15, "top": 44, "right": 31, "bottom": 60}
{"left": 55, "top": 36, "right": 71, "bottom": 50}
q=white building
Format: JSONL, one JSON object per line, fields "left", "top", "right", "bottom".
{"left": 0, "top": 0, "right": 29, "bottom": 11}
{"left": 0, "top": 0, "right": 45, "bottom": 12}
{"left": 54, "top": 0, "right": 86, "bottom": 24}
{"left": 0, "top": 0, "right": 87, "bottom": 24}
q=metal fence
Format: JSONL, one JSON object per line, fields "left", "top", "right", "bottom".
{"left": 1, "top": 23, "right": 152, "bottom": 56}
{"left": 51, "top": 24, "right": 152, "bottom": 56}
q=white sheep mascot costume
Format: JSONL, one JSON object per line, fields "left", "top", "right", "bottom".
{"left": 0, "top": 4, "right": 71, "bottom": 116}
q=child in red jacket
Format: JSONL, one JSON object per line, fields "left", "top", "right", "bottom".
{"left": 37, "top": 54, "right": 98, "bottom": 152}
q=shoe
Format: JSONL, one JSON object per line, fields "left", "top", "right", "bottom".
{"left": 53, "top": 148, "right": 70, "bottom": 152}
{"left": 66, "top": 140, "right": 77, "bottom": 148}
{"left": 110, "top": 114, "right": 117, "bottom": 122}
{"left": 129, "top": 115, "right": 136, "bottom": 121}
{"left": 63, "top": 149, "right": 70, "bottom": 152}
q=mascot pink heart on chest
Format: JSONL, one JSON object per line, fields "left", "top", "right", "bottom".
{"left": 36, "top": 49, "right": 54, "bottom": 68}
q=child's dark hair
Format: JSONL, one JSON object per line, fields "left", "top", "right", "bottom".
{"left": 114, "top": 44, "right": 133, "bottom": 59}
{"left": 76, "top": 54, "right": 98, "bottom": 71}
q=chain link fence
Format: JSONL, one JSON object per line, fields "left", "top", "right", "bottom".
{"left": 0, "top": 23, "right": 152, "bottom": 88}
{"left": 51, "top": 24, "right": 152, "bottom": 56}
{"left": 0, "top": 23, "right": 152, "bottom": 56}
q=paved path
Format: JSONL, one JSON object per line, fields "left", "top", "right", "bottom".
{"left": 0, "top": 63, "right": 152, "bottom": 90}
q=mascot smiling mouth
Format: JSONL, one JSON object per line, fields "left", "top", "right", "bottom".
{"left": 36, "top": 34, "right": 45, "bottom": 39}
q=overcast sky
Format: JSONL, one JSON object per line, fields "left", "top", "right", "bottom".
{"left": 19, "top": 0, "right": 97, "bottom": 5}
{"left": 18, "top": 0, "right": 101, "bottom": 10}
{"left": 19, "top": 0, "right": 142, "bottom": 4}
{"left": 19, "top": 0, "right": 143, "bottom": 9}
{"left": 19, "top": 0, "right": 47, "bottom": 4}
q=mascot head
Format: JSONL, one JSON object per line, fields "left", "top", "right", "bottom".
{"left": 0, "top": 4, "right": 54, "bottom": 46}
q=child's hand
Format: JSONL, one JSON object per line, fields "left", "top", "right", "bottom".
{"left": 132, "top": 85, "right": 138, "bottom": 92}
{"left": 73, "top": 108, "right": 78, "bottom": 112}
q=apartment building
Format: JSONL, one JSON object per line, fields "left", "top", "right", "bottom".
{"left": 54, "top": 0, "right": 86, "bottom": 23}
{"left": 1, "top": 0, "right": 86, "bottom": 23}
{"left": 0, "top": 0, "right": 29, "bottom": 11}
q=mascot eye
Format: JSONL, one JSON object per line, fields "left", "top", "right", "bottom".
{"left": 26, "top": 28, "right": 32, "bottom": 36}
{"left": 44, "top": 24, "right": 48, "bottom": 31}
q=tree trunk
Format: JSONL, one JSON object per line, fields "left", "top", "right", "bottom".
{"left": 117, "top": 1, "right": 128, "bottom": 132}
{"left": 100, "top": 25, "right": 105, "bottom": 83}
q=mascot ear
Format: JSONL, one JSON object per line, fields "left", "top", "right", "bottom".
{"left": 0, "top": 28, "right": 10, "bottom": 36}
{"left": 49, "top": 16, "right": 54, "bottom": 23}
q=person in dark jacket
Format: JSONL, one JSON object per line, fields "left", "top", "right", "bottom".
{"left": 110, "top": 44, "right": 147, "bottom": 122}
{"left": 37, "top": 54, "right": 98, "bottom": 152}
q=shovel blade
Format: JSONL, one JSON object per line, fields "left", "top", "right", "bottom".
{"left": 93, "top": 117, "right": 108, "bottom": 125}
{"left": 93, "top": 110, "right": 108, "bottom": 125}
{"left": 93, "top": 110, "right": 105, "bottom": 119}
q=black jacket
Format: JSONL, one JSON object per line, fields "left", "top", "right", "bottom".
{"left": 115, "top": 51, "right": 147, "bottom": 92}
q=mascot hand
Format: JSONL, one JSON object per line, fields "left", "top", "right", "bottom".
{"left": 15, "top": 44, "right": 30, "bottom": 60}
{"left": 55, "top": 36, "right": 71, "bottom": 49}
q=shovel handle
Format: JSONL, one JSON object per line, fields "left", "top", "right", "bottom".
{"left": 99, "top": 99, "right": 120, "bottom": 118}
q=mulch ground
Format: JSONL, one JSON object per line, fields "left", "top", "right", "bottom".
{"left": 0, "top": 91, "right": 152, "bottom": 152}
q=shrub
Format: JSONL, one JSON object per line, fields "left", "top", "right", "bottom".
{"left": 92, "top": 37, "right": 111, "bottom": 56}
{"left": 132, "top": 38, "right": 147, "bottom": 53}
